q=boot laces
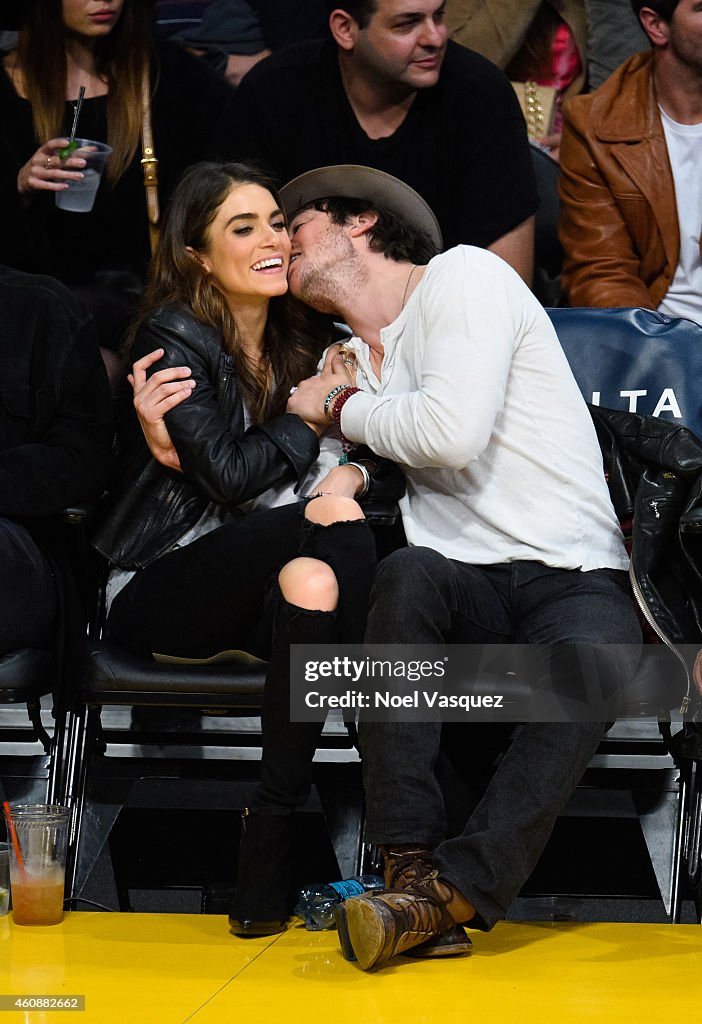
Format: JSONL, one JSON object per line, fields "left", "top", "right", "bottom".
{"left": 383, "top": 847, "right": 433, "bottom": 890}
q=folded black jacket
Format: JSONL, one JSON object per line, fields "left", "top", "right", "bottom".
{"left": 0, "top": 265, "right": 113, "bottom": 522}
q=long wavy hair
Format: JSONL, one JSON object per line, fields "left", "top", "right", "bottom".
{"left": 133, "top": 161, "right": 332, "bottom": 423}
{"left": 16, "top": 0, "right": 152, "bottom": 185}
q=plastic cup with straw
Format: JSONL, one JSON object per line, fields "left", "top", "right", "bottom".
{"left": 55, "top": 85, "right": 112, "bottom": 213}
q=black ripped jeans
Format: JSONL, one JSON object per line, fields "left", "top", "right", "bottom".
{"left": 107, "top": 500, "right": 377, "bottom": 810}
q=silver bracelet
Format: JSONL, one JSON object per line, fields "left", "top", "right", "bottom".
{"left": 346, "top": 461, "right": 371, "bottom": 499}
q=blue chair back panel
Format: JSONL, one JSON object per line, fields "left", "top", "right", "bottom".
{"left": 547, "top": 307, "right": 702, "bottom": 441}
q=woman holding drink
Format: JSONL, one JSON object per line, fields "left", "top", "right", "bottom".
{"left": 0, "top": 0, "right": 231, "bottom": 362}
{"left": 93, "top": 160, "right": 394, "bottom": 936}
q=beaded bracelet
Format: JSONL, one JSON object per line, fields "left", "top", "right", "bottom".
{"left": 323, "top": 383, "right": 351, "bottom": 420}
{"left": 329, "top": 385, "right": 361, "bottom": 462}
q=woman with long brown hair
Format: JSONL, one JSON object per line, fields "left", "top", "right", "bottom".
{"left": 0, "top": 0, "right": 232, "bottom": 356}
{"left": 93, "top": 160, "right": 392, "bottom": 937}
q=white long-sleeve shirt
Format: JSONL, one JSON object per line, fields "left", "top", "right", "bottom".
{"left": 341, "top": 246, "right": 628, "bottom": 572}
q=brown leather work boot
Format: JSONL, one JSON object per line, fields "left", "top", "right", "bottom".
{"left": 382, "top": 846, "right": 433, "bottom": 889}
{"left": 336, "top": 871, "right": 472, "bottom": 971}
{"left": 381, "top": 847, "right": 472, "bottom": 959}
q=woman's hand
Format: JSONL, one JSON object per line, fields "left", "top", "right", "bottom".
{"left": 17, "top": 138, "right": 87, "bottom": 195}
{"left": 128, "top": 349, "right": 196, "bottom": 472}
{"left": 535, "top": 132, "right": 562, "bottom": 162}
{"left": 310, "top": 464, "right": 366, "bottom": 499}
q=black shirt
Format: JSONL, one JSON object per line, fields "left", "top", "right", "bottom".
{"left": 223, "top": 39, "right": 538, "bottom": 250}
{"left": 0, "top": 41, "right": 233, "bottom": 284}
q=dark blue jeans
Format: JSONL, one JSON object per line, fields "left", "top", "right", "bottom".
{"left": 359, "top": 546, "right": 642, "bottom": 930}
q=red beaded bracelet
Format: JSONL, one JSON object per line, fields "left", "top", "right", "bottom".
{"left": 329, "top": 386, "right": 361, "bottom": 461}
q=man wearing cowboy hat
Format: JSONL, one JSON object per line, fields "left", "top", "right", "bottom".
{"left": 282, "top": 164, "right": 641, "bottom": 970}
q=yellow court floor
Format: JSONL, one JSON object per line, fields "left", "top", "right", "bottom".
{"left": 1, "top": 913, "right": 701, "bottom": 1024}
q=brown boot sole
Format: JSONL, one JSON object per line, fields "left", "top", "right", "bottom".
{"left": 404, "top": 925, "right": 472, "bottom": 958}
{"left": 336, "top": 898, "right": 394, "bottom": 970}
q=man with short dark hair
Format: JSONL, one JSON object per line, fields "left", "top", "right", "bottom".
{"left": 559, "top": 0, "right": 702, "bottom": 321}
{"left": 283, "top": 165, "right": 641, "bottom": 970}
{"left": 221, "top": 0, "right": 538, "bottom": 282}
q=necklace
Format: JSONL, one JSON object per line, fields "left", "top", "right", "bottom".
{"left": 401, "top": 264, "right": 417, "bottom": 311}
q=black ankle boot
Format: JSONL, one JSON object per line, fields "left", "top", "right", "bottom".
{"left": 228, "top": 808, "right": 293, "bottom": 937}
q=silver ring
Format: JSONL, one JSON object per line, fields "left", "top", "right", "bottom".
{"left": 342, "top": 357, "right": 354, "bottom": 367}
{"left": 289, "top": 385, "right": 298, "bottom": 394}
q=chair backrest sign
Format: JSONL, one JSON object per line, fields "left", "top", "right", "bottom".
{"left": 547, "top": 306, "right": 702, "bottom": 441}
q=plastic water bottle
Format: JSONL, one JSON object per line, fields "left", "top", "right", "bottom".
{"left": 295, "top": 874, "right": 384, "bottom": 930}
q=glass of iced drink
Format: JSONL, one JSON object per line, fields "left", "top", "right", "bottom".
{"left": 55, "top": 139, "right": 112, "bottom": 213}
{"left": 7, "top": 805, "right": 70, "bottom": 926}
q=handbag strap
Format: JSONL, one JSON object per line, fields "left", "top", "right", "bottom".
{"left": 512, "top": 80, "right": 556, "bottom": 139}
{"left": 141, "top": 67, "right": 160, "bottom": 256}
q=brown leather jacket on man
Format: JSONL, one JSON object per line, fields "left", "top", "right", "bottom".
{"left": 559, "top": 51, "right": 686, "bottom": 309}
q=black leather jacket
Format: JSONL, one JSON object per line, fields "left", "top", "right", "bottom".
{"left": 591, "top": 405, "right": 702, "bottom": 716}
{"left": 93, "top": 304, "right": 402, "bottom": 570}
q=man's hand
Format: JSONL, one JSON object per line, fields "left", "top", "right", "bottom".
{"left": 128, "top": 349, "right": 196, "bottom": 472}
{"left": 287, "top": 345, "right": 355, "bottom": 428}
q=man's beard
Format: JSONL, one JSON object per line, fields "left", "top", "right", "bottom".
{"left": 291, "top": 234, "right": 368, "bottom": 315}
{"left": 292, "top": 263, "right": 345, "bottom": 315}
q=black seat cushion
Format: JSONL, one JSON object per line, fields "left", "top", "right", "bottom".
{"left": 0, "top": 648, "right": 54, "bottom": 702}
{"left": 85, "top": 640, "right": 267, "bottom": 710}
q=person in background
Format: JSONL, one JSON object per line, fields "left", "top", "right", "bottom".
{"left": 156, "top": 0, "right": 271, "bottom": 84}
{"left": 0, "top": 266, "right": 112, "bottom": 659}
{"left": 156, "top": 0, "right": 328, "bottom": 86}
{"left": 0, "top": 0, "right": 232, "bottom": 375}
{"left": 445, "top": 0, "right": 587, "bottom": 159}
{"left": 220, "top": 0, "right": 538, "bottom": 284}
{"left": 559, "top": 0, "right": 702, "bottom": 320}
